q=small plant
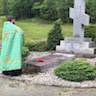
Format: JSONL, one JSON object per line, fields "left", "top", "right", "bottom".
{"left": 47, "top": 21, "right": 64, "bottom": 50}
{"left": 54, "top": 60, "right": 96, "bottom": 82}
{"left": 25, "top": 40, "right": 48, "bottom": 51}
{"left": 22, "top": 46, "right": 29, "bottom": 58}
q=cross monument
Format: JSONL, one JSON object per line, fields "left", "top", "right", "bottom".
{"left": 56, "top": 0, "right": 95, "bottom": 57}
{"left": 70, "top": 0, "right": 90, "bottom": 39}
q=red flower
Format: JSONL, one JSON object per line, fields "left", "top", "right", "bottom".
{"left": 36, "top": 58, "right": 44, "bottom": 62}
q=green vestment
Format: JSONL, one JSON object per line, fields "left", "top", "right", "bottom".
{"left": 0, "top": 21, "right": 24, "bottom": 71}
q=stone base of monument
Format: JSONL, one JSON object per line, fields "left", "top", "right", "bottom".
{"left": 56, "top": 37, "right": 96, "bottom": 58}
{"left": 23, "top": 53, "right": 75, "bottom": 73}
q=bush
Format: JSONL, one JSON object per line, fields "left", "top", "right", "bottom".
{"left": 47, "top": 21, "right": 64, "bottom": 50}
{"left": 85, "top": 25, "right": 96, "bottom": 41}
{"left": 54, "top": 60, "right": 96, "bottom": 82}
{"left": 22, "top": 46, "right": 29, "bottom": 58}
{"left": 25, "top": 40, "right": 48, "bottom": 51}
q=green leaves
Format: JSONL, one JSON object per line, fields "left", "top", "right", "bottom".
{"left": 55, "top": 60, "right": 96, "bottom": 82}
{"left": 47, "top": 22, "right": 64, "bottom": 50}
{"left": 85, "top": 25, "right": 96, "bottom": 41}
{"left": 22, "top": 46, "right": 29, "bottom": 57}
{"left": 25, "top": 40, "right": 48, "bottom": 51}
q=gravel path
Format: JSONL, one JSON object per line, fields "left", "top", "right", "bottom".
{"left": 0, "top": 78, "right": 96, "bottom": 96}
{"left": 0, "top": 67, "right": 96, "bottom": 88}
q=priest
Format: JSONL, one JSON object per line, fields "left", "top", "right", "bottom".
{"left": 0, "top": 16, "right": 24, "bottom": 76}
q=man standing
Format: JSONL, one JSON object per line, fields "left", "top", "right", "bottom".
{"left": 0, "top": 16, "right": 24, "bottom": 76}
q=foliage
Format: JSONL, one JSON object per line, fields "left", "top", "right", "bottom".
{"left": 86, "top": 0, "right": 96, "bottom": 23}
{"left": 12, "top": 0, "right": 33, "bottom": 19}
{"left": 55, "top": 60, "right": 96, "bottom": 82}
{"left": 47, "top": 21, "right": 64, "bottom": 50}
{"left": 85, "top": 25, "right": 96, "bottom": 41}
{"left": 58, "top": 0, "right": 73, "bottom": 23}
{"left": 25, "top": 40, "right": 48, "bottom": 51}
{"left": 22, "top": 46, "right": 29, "bottom": 57}
{"left": 40, "top": 0, "right": 58, "bottom": 20}
{"left": 3, "top": 0, "right": 8, "bottom": 16}
{"left": 1, "top": 0, "right": 96, "bottom": 23}
{"left": 0, "top": 0, "right": 3, "bottom": 15}
{"left": 32, "top": 0, "right": 44, "bottom": 17}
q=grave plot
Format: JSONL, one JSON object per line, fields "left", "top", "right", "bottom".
{"left": 23, "top": 52, "right": 75, "bottom": 73}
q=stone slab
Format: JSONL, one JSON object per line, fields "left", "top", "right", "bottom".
{"left": 24, "top": 53, "right": 75, "bottom": 73}
{"left": 56, "top": 38, "right": 96, "bottom": 57}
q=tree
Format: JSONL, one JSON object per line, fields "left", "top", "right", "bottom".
{"left": 58, "top": 0, "right": 73, "bottom": 23}
{"left": 31, "top": 0, "right": 44, "bottom": 17}
{"left": 12, "top": 0, "right": 33, "bottom": 19}
{"left": 47, "top": 21, "right": 64, "bottom": 50}
{"left": 86, "top": 0, "right": 96, "bottom": 23}
{"left": 0, "top": 0, "right": 3, "bottom": 15}
{"left": 40, "top": 0, "right": 58, "bottom": 20}
{"left": 3, "top": 0, "right": 8, "bottom": 16}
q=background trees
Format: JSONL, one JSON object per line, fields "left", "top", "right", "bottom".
{"left": 0, "top": 0, "right": 96, "bottom": 23}
{"left": 0, "top": 0, "right": 3, "bottom": 15}
{"left": 86, "top": 0, "right": 96, "bottom": 23}
{"left": 3, "top": 0, "right": 8, "bottom": 16}
{"left": 11, "top": 0, "right": 34, "bottom": 19}
{"left": 40, "top": 0, "right": 58, "bottom": 21}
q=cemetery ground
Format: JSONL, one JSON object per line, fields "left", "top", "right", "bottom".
{"left": 0, "top": 17, "right": 96, "bottom": 95}
{"left": 0, "top": 52, "right": 96, "bottom": 96}
{"left": 0, "top": 78, "right": 96, "bottom": 96}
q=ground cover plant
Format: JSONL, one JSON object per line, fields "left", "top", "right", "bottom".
{"left": 55, "top": 60, "right": 96, "bottom": 82}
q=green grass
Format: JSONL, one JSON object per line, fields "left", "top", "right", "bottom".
{"left": 0, "top": 17, "right": 73, "bottom": 41}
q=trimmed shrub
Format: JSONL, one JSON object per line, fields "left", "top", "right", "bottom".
{"left": 85, "top": 25, "right": 96, "bottom": 41}
{"left": 54, "top": 60, "right": 96, "bottom": 82}
{"left": 47, "top": 21, "right": 64, "bottom": 50}
{"left": 25, "top": 40, "right": 48, "bottom": 51}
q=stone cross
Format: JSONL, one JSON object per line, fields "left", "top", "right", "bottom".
{"left": 70, "top": 0, "right": 90, "bottom": 40}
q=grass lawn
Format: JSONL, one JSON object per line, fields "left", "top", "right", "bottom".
{"left": 0, "top": 17, "right": 73, "bottom": 41}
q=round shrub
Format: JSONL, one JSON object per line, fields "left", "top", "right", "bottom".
{"left": 54, "top": 60, "right": 96, "bottom": 82}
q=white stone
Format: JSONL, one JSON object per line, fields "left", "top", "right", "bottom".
{"left": 56, "top": 0, "right": 95, "bottom": 56}
{"left": 70, "top": 0, "right": 89, "bottom": 39}
{"left": 56, "top": 39, "right": 94, "bottom": 55}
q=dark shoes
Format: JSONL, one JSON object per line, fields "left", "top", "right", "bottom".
{"left": 2, "top": 69, "right": 22, "bottom": 77}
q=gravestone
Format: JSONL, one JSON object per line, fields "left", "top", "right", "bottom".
{"left": 23, "top": 52, "right": 75, "bottom": 73}
{"left": 70, "top": 0, "right": 89, "bottom": 39}
{"left": 56, "top": 0, "right": 96, "bottom": 57}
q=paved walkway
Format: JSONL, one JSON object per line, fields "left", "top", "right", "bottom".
{"left": 0, "top": 78, "right": 96, "bottom": 96}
